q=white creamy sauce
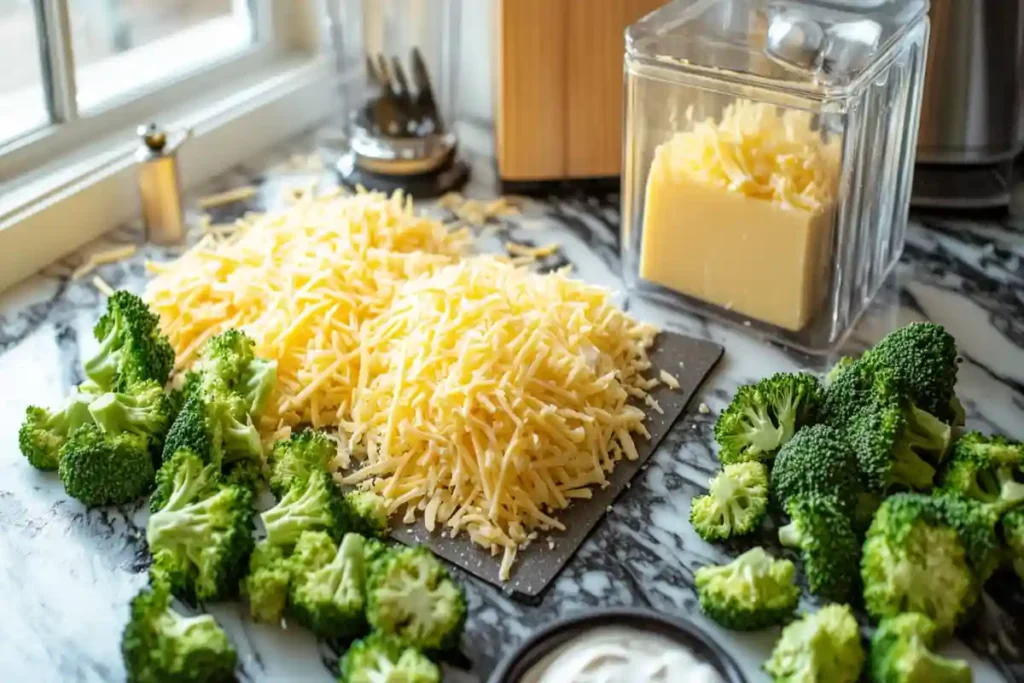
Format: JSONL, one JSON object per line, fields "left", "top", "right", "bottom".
{"left": 521, "top": 626, "right": 725, "bottom": 683}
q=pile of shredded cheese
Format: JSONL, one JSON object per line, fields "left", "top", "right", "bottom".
{"left": 341, "top": 258, "right": 657, "bottom": 579}
{"left": 145, "top": 190, "right": 468, "bottom": 432}
{"left": 657, "top": 100, "right": 841, "bottom": 211}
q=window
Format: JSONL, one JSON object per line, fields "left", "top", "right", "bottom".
{"left": 0, "top": 0, "right": 336, "bottom": 293}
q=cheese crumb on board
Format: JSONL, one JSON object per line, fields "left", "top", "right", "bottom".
{"left": 144, "top": 190, "right": 468, "bottom": 430}
{"left": 341, "top": 258, "right": 657, "bottom": 580}
{"left": 658, "top": 369, "right": 680, "bottom": 390}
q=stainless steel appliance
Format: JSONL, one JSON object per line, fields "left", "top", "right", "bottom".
{"left": 912, "top": 0, "right": 1024, "bottom": 208}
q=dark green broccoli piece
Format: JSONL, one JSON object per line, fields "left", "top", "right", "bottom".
{"left": 84, "top": 290, "right": 174, "bottom": 392}
{"left": 940, "top": 431, "right": 1024, "bottom": 510}
{"left": 694, "top": 547, "right": 800, "bottom": 630}
{"left": 1002, "top": 508, "right": 1024, "bottom": 582}
{"left": 290, "top": 532, "right": 368, "bottom": 638}
{"left": 771, "top": 424, "right": 860, "bottom": 516}
{"left": 267, "top": 429, "right": 336, "bottom": 497}
{"left": 121, "top": 583, "right": 236, "bottom": 683}
{"left": 714, "top": 373, "right": 822, "bottom": 464}
{"left": 764, "top": 604, "right": 865, "bottom": 683}
{"left": 241, "top": 540, "right": 295, "bottom": 624}
{"left": 261, "top": 470, "right": 349, "bottom": 547}
{"left": 161, "top": 381, "right": 262, "bottom": 470}
{"left": 58, "top": 422, "right": 154, "bottom": 506}
{"left": 689, "top": 462, "right": 768, "bottom": 541}
{"left": 345, "top": 490, "right": 390, "bottom": 539}
{"left": 89, "top": 379, "right": 172, "bottom": 447}
{"left": 367, "top": 546, "right": 466, "bottom": 651}
{"left": 861, "top": 493, "right": 999, "bottom": 636}
{"left": 779, "top": 496, "right": 860, "bottom": 601}
{"left": 340, "top": 632, "right": 440, "bottom": 683}
{"left": 193, "top": 329, "right": 277, "bottom": 417}
{"left": 863, "top": 322, "right": 960, "bottom": 423}
{"left": 853, "top": 491, "right": 884, "bottom": 535}
{"left": 147, "top": 457, "right": 254, "bottom": 601}
{"left": 18, "top": 389, "right": 96, "bottom": 470}
{"left": 870, "top": 613, "right": 972, "bottom": 683}
{"left": 823, "top": 361, "right": 950, "bottom": 492}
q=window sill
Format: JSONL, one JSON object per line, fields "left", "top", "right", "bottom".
{"left": 0, "top": 56, "right": 339, "bottom": 294}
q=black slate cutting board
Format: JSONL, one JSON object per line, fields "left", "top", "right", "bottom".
{"left": 388, "top": 330, "right": 724, "bottom": 602}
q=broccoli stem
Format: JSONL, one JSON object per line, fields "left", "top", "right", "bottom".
{"left": 742, "top": 405, "right": 783, "bottom": 452}
{"left": 890, "top": 443, "right": 937, "bottom": 490}
{"left": 998, "top": 470, "right": 1024, "bottom": 505}
{"left": 148, "top": 501, "right": 221, "bottom": 549}
{"left": 83, "top": 326, "right": 122, "bottom": 390}
{"left": 904, "top": 404, "right": 952, "bottom": 465}
{"left": 778, "top": 521, "right": 801, "bottom": 548}
{"left": 162, "top": 610, "right": 219, "bottom": 640}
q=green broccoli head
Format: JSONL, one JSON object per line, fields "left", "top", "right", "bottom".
{"left": 120, "top": 583, "right": 236, "bottom": 683}
{"left": 89, "top": 379, "right": 172, "bottom": 443}
{"left": 150, "top": 449, "right": 222, "bottom": 514}
{"left": 779, "top": 496, "right": 860, "bottom": 602}
{"left": 84, "top": 291, "right": 174, "bottom": 392}
{"left": 824, "top": 362, "right": 949, "bottom": 492}
{"left": 267, "top": 429, "right": 336, "bottom": 497}
{"left": 345, "top": 490, "right": 391, "bottom": 539}
{"left": 861, "top": 493, "right": 999, "bottom": 636}
{"left": 689, "top": 462, "right": 768, "bottom": 541}
{"left": 869, "top": 613, "right": 972, "bottom": 683}
{"left": 940, "top": 431, "right": 1024, "bottom": 510}
{"left": 771, "top": 424, "right": 860, "bottom": 516}
{"left": 242, "top": 539, "right": 295, "bottom": 624}
{"left": 19, "top": 389, "right": 96, "bottom": 470}
{"left": 290, "top": 532, "right": 368, "bottom": 638}
{"left": 764, "top": 604, "right": 865, "bottom": 683}
{"left": 261, "top": 470, "right": 349, "bottom": 548}
{"left": 216, "top": 389, "right": 263, "bottom": 466}
{"left": 367, "top": 545, "right": 466, "bottom": 651}
{"left": 1001, "top": 508, "right": 1024, "bottom": 582}
{"left": 694, "top": 547, "right": 800, "bottom": 631}
{"left": 825, "top": 356, "right": 856, "bottom": 387}
{"left": 714, "top": 373, "right": 822, "bottom": 464}
{"left": 147, "top": 476, "right": 254, "bottom": 602}
{"left": 340, "top": 632, "right": 440, "bottom": 683}
{"left": 58, "top": 422, "right": 155, "bottom": 506}
{"left": 161, "top": 382, "right": 263, "bottom": 471}
{"left": 194, "top": 330, "right": 277, "bottom": 417}
{"left": 863, "top": 322, "right": 959, "bottom": 423}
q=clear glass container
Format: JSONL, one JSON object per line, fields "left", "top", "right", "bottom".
{"left": 621, "top": 0, "right": 930, "bottom": 354}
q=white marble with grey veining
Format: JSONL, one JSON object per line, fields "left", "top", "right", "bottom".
{"left": 1, "top": 126, "right": 1022, "bottom": 682}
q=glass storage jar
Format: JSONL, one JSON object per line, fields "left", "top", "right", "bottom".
{"left": 621, "top": 0, "right": 929, "bottom": 354}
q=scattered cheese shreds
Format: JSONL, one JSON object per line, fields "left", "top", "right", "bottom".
{"left": 72, "top": 244, "right": 138, "bottom": 280}
{"left": 197, "top": 185, "right": 258, "bottom": 209}
{"left": 92, "top": 275, "right": 114, "bottom": 296}
{"left": 505, "top": 242, "right": 560, "bottom": 259}
{"left": 144, "top": 190, "right": 468, "bottom": 430}
{"left": 659, "top": 369, "right": 680, "bottom": 390}
{"left": 341, "top": 258, "right": 657, "bottom": 580}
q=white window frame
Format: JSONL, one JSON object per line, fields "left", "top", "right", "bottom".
{"left": 0, "top": 0, "right": 346, "bottom": 292}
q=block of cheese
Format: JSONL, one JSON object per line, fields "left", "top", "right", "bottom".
{"left": 639, "top": 101, "right": 839, "bottom": 332}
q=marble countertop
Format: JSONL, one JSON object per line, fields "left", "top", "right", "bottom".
{"left": 1, "top": 128, "right": 1022, "bottom": 683}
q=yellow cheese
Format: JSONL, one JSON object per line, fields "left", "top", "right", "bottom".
{"left": 342, "top": 258, "right": 657, "bottom": 579}
{"left": 639, "top": 101, "right": 839, "bottom": 331}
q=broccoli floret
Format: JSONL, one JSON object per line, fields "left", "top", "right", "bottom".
{"left": 58, "top": 422, "right": 154, "bottom": 506}
{"left": 18, "top": 389, "right": 96, "bottom": 470}
{"left": 863, "top": 322, "right": 960, "bottom": 423}
{"left": 162, "top": 382, "right": 262, "bottom": 470}
{"left": 89, "top": 379, "right": 172, "bottom": 447}
{"left": 861, "top": 493, "right": 999, "bottom": 636}
{"left": 764, "top": 604, "right": 865, "bottom": 683}
{"left": 1002, "top": 508, "right": 1024, "bottom": 582}
{"left": 364, "top": 537, "right": 390, "bottom": 569}
{"left": 261, "top": 470, "right": 349, "bottom": 547}
{"left": 771, "top": 424, "right": 860, "bottom": 516}
{"left": 694, "top": 547, "right": 800, "bottom": 630}
{"left": 367, "top": 545, "right": 466, "bottom": 651}
{"left": 241, "top": 540, "right": 295, "bottom": 624}
{"left": 940, "top": 431, "right": 1024, "bottom": 510}
{"left": 345, "top": 490, "right": 391, "bottom": 539}
{"left": 779, "top": 496, "right": 860, "bottom": 601}
{"left": 825, "top": 356, "right": 856, "bottom": 387}
{"left": 193, "top": 330, "right": 277, "bottom": 417}
{"left": 147, "top": 462, "right": 254, "bottom": 601}
{"left": 150, "top": 448, "right": 221, "bottom": 513}
{"left": 84, "top": 291, "right": 174, "bottom": 392}
{"left": 689, "top": 462, "right": 768, "bottom": 541}
{"left": 267, "top": 429, "right": 336, "bottom": 497}
{"left": 823, "top": 362, "right": 950, "bottom": 492}
{"left": 121, "top": 584, "right": 236, "bottom": 683}
{"left": 340, "top": 632, "right": 440, "bottom": 683}
{"left": 869, "top": 613, "right": 972, "bottom": 683}
{"left": 714, "top": 373, "right": 822, "bottom": 464}
{"left": 290, "top": 532, "right": 368, "bottom": 638}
